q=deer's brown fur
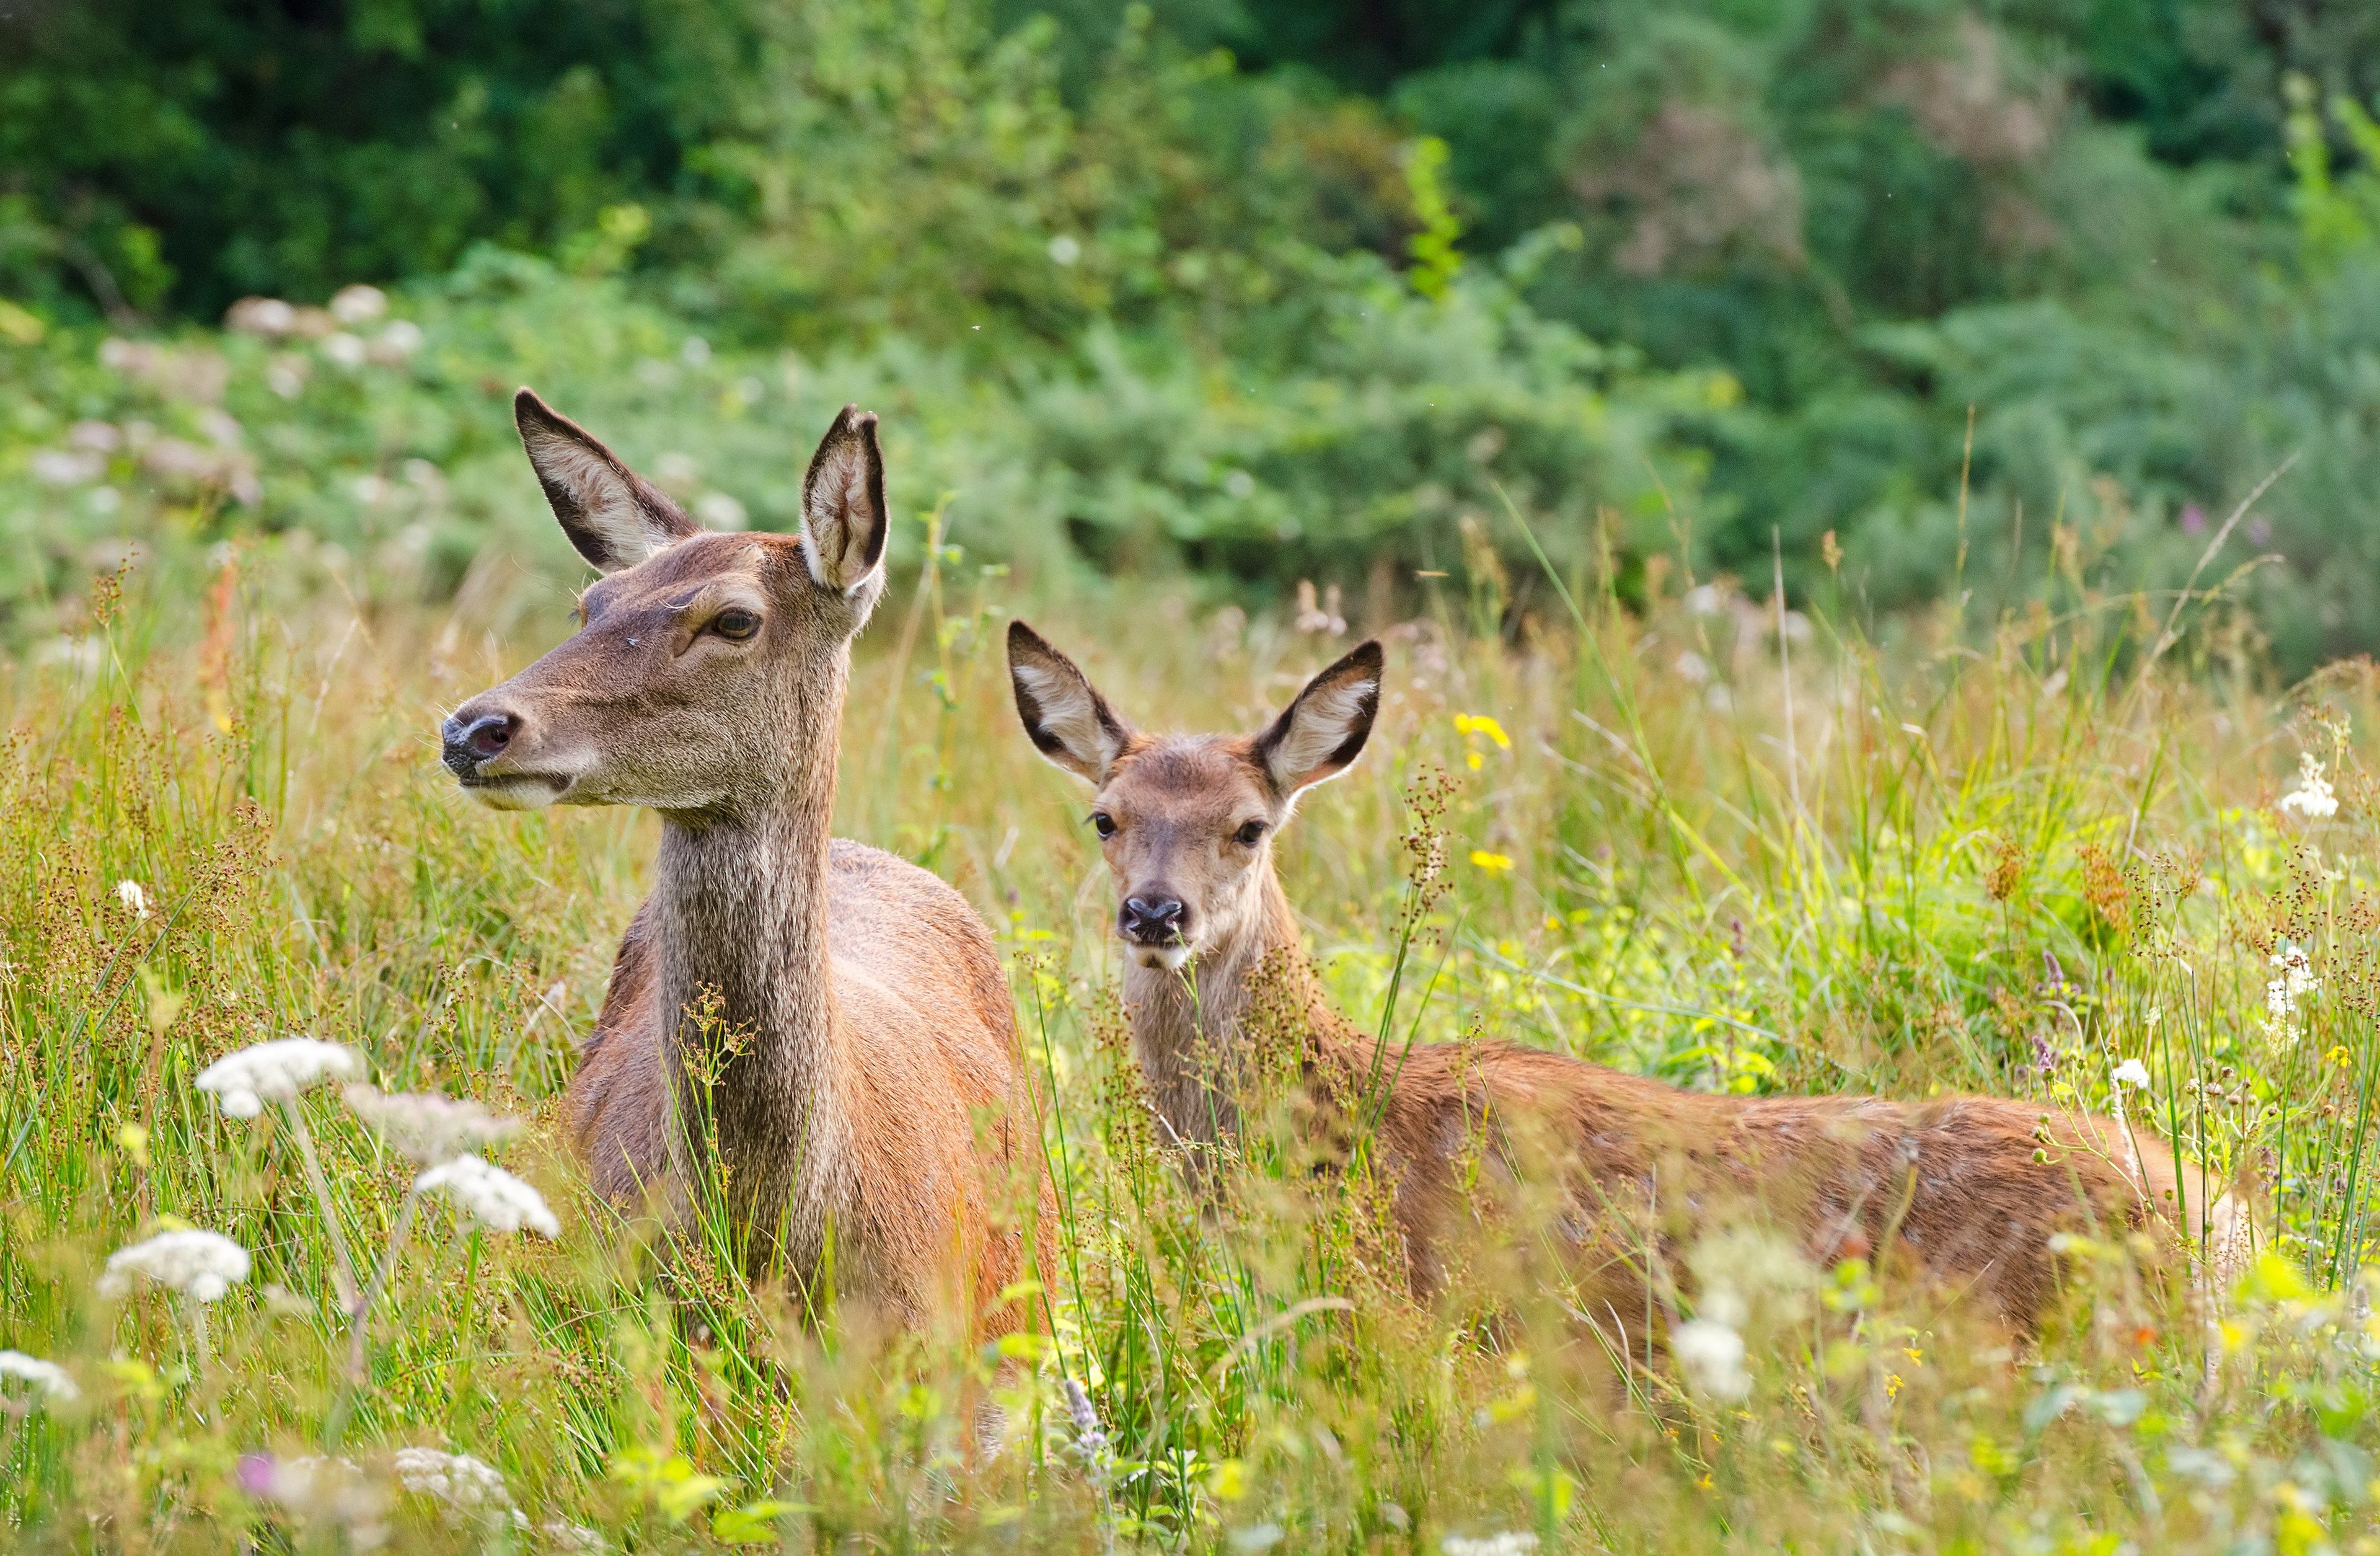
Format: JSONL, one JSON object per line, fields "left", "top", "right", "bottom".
{"left": 444, "top": 392, "right": 1052, "bottom": 1343}
{"left": 1008, "top": 622, "right": 2203, "bottom": 1335}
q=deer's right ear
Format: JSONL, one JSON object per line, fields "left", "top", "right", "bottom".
{"left": 801, "top": 405, "right": 889, "bottom": 595}
{"left": 515, "top": 389, "right": 699, "bottom": 574}
{"left": 1008, "top": 621, "right": 1131, "bottom": 785}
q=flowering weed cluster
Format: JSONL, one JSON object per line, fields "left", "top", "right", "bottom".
{"left": 9, "top": 506, "right": 2380, "bottom": 1550}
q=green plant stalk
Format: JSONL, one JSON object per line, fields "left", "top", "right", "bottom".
{"left": 280, "top": 1098, "right": 359, "bottom": 1311}
{"left": 324, "top": 1180, "right": 423, "bottom": 1451}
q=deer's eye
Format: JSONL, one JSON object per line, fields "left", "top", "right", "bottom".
{"left": 712, "top": 608, "right": 762, "bottom": 641}
{"left": 1091, "top": 811, "right": 1117, "bottom": 840}
{"left": 1234, "top": 820, "right": 1267, "bottom": 847}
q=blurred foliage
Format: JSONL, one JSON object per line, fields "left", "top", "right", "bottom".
{"left": 9, "top": 0, "right": 2380, "bottom": 666}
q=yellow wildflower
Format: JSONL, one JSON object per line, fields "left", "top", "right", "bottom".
{"left": 1471, "top": 851, "right": 1514, "bottom": 873}
{"left": 1453, "top": 713, "right": 1511, "bottom": 749}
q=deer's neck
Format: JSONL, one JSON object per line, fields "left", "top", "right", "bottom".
{"left": 1122, "top": 864, "right": 1334, "bottom": 1151}
{"left": 651, "top": 667, "right": 848, "bottom": 1242}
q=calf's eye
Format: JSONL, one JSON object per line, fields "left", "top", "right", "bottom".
{"left": 1091, "top": 811, "right": 1117, "bottom": 839}
{"left": 713, "top": 608, "right": 761, "bottom": 640}
{"left": 1234, "top": 820, "right": 1267, "bottom": 847}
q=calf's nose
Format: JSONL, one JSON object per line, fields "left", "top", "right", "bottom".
{"left": 1119, "top": 893, "right": 1188, "bottom": 944}
{"left": 441, "top": 710, "right": 518, "bottom": 776}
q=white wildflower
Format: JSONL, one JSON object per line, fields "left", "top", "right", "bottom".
{"left": 2265, "top": 944, "right": 2318, "bottom": 1036}
{"left": 115, "top": 879, "right": 151, "bottom": 920}
{"left": 320, "top": 332, "right": 367, "bottom": 368}
{"left": 392, "top": 1446, "right": 526, "bottom": 1526}
{"left": 2113, "top": 1058, "right": 2151, "bottom": 1090}
{"left": 1443, "top": 1535, "right": 1540, "bottom": 1556}
{"left": 100, "top": 1229, "right": 250, "bottom": 1303}
{"left": 1672, "top": 1316, "right": 1752, "bottom": 1402}
{"left": 415, "top": 1156, "right": 558, "bottom": 1237}
{"left": 196, "top": 1038, "right": 361, "bottom": 1119}
{"left": 0, "top": 1351, "right": 77, "bottom": 1403}
{"left": 2280, "top": 753, "right": 2340, "bottom": 820}
{"left": 345, "top": 1085, "right": 519, "bottom": 1165}
{"left": 542, "top": 1521, "right": 607, "bottom": 1552}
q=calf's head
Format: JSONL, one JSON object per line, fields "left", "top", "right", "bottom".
{"left": 441, "top": 389, "right": 889, "bottom": 816}
{"left": 1007, "top": 621, "right": 1383, "bottom": 970}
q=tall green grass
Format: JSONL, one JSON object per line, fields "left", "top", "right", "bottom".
{"left": 3, "top": 530, "right": 2379, "bottom": 1552}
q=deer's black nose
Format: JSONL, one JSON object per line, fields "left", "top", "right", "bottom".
{"left": 1120, "top": 894, "right": 1188, "bottom": 944}
{"left": 442, "top": 711, "right": 516, "bottom": 776}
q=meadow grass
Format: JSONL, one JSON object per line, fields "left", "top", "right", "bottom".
{"left": 4, "top": 531, "right": 2380, "bottom": 1552}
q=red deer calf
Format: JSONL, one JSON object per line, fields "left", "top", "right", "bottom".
{"left": 1007, "top": 621, "right": 2227, "bottom": 1336}
{"left": 443, "top": 391, "right": 1052, "bottom": 1343}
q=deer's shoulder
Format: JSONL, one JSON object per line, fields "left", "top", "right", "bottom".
{"left": 824, "top": 836, "right": 1011, "bottom": 1038}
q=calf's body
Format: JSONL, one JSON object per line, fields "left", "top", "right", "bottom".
{"left": 1011, "top": 622, "right": 2203, "bottom": 1337}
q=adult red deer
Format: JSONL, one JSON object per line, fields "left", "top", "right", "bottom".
{"left": 1006, "top": 621, "right": 2237, "bottom": 1337}
{"left": 441, "top": 391, "right": 1052, "bottom": 1343}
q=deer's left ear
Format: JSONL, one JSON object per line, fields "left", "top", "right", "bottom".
{"left": 1255, "top": 640, "right": 1384, "bottom": 797}
{"left": 801, "top": 404, "right": 889, "bottom": 594}
{"left": 515, "top": 388, "right": 700, "bottom": 574}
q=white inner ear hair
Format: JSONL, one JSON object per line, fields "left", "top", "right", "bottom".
{"left": 1015, "top": 660, "right": 1117, "bottom": 774}
{"left": 1269, "top": 677, "right": 1375, "bottom": 788}
{"left": 529, "top": 431, "right": 675, "bottom": 565}
{"left": 804, "top": 446, "right": 875, "bottom": 587}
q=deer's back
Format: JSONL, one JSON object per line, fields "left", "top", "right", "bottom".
{"left": 1347, "top": 1037, "right": 2179, "bottom": 1330}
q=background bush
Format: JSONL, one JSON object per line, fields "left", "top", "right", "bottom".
{"left": 9, "top": 0, "right": 2380, "bottom": 666}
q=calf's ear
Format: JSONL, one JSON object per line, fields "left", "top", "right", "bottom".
{"left": 1254, "top": 640, "right": 1384, "bottom": 797}
{"left": 1007, "top": 621, "right": 1133, "bottom": 785}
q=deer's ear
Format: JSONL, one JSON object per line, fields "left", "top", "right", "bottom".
{"left": 801, "top": 405, "right": 889, "bottom": 595}
{"left": 515, "top": 389, "right": 698, "bottom": 574}
{"left": 1008, "top": 621, "right": 1132, "bottom": 785}
{"left": 1255, "top": 640, "right": 1383, "bottom": 797}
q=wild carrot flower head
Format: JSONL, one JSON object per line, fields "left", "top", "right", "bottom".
{"left": 0, "top": 1351, "right": 77, "bottom": 1403}
{"left": 2278, "top": 753, "right": 2339, "bottom": 820}
{"left": 99, "top": 1229, "right": 250, "bottom": 1303}
{"left": 114, "top": 880, "right": 151, "bottom": 919}
{"left": 1672, "top": 1315, "right": 1752, "bottom": 1401}
{"left": 2112, "top": 1058, "right": 2151, "bottom": 1090}
{"left": 392, "top": 1446, "right": 524, "bottom": 1526}
{"left": 415, "top": 1156, "right": 559, "bottom": 1237}
{"left": 345, "top": 1085, "right": 519, "bottom": 1165}
{"left": 2265, "top": 944, "right": 2318, "bottom": 1037}
{"left": 196, "top": 1038, "right": 362, "bottom": 1118}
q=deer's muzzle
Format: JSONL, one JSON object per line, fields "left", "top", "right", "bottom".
{"left": 441, "top": 711, "right": 516, "bottom": 777}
